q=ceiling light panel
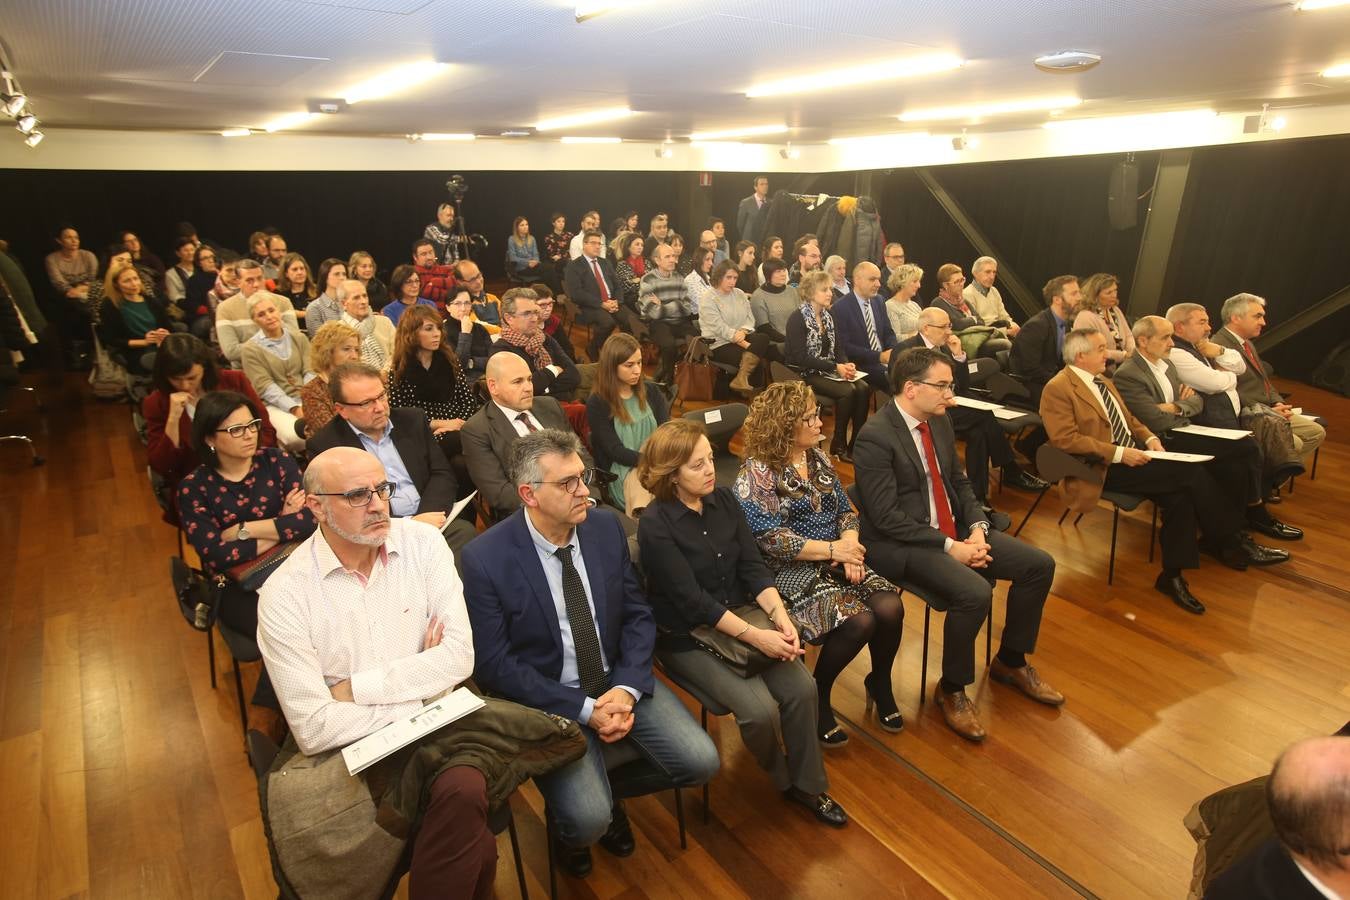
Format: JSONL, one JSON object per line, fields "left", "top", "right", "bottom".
{"left": 899, "top": 95, "right": 1082, "bottom": 122}
{"left": 343, "top": 61, "right": 450, "bottom": 104}
{"left": 419, "top": 132, "right": 475, "bottom": 140}
{"left": 1296, "top": 0, "right": 1350, "bottom": 9}
{"left": 535, "top": 106, "right": 632, "bottom": 131}
{"left": 1322, "top": 62, "right": 1350, "bottom": 78}
{"left": 688, "top": 124, "right": 787, "bottom": 141}
{"left": 262, "top": 111, "right": 321, "bottom": 133}
{"left": 560, "top": 135, "right": 622, "bottom": 143}
{"left": 745, "top": 54, "right": 962, "bottom": 98}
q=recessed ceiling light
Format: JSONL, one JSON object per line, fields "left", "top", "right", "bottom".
{"left": 575, "top": 1, "right": 619, "bottom": 21}
{"left": 1322, "top": 61, "right": 1350, "bottom": 78}
{"left": 1033, "top": 50, "right": 1102, "bottom": 72}
{"left": 500, "top": 130, "right": 531, "bottom": 137}
{"left": 560, "top": 136, "right": 622, "bottom": 144}
{"left": 535, "top": 106, "right": 632, "bottom": 131}
{"left": 24, "top": 130, "right": 43, "bottom": 147}
{"left": 1297, "top": 0, "right": 1350, "bottom": 10}
{"left": 688, "top": 124, "right": 787, "bottom": 141}
{"left": 220, "top": 128, "right": 251, "bottom": 137}
{"left": 419, "top": 133, "right": 476, "bottom": 141}
{"left": 262, "top": 111, "right": 320, "bottom": 133}
{"left": 746, "top": 54, "right": 962, "bottom": 99}
{"left": 343, "top": 61, "right": 450, "bottom": 104}
{"left": 899, "top": 95, "right": 1082, "bottom": 122}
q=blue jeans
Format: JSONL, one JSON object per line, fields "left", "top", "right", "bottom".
{"left": 534, "top": 680, "right": 720, "bottom": 847}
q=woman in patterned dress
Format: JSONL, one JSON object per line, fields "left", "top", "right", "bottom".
{"left": 735, "top": 381, "right": 905, "bottom": 745}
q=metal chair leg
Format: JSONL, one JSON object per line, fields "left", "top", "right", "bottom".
{"left": 546, "top": 815, "right": 557, "bottom": 900}
{"left": 231, "top": 655, "right": 248, "bottom": 747}
{"left": 1148, "top": 504, "right": 1158, "bottom": 564}
{"left": 985, "top": 605, "right": 992, "bottom": 666}
{"left": 1108, "top": 507, "right": 1120, "bottom": 585}
{"left": 699, "top": 706, "right": 710, "bottom": 824}
{"left": 1012, "top": 488, "right": 1047, "bottom": 537}
{"left": 1073, "top": 512, "right": 1084, "bottom": 526}
{"left": 207, "top": 625, "right": 217, "bottom": 689}
{"left": 919, "top": 605, "right": 931, "bottom": 705}
{"left": 674, "top": 788, "right": 686, "bottom": 850}
{"left": 1057, "top": 508, "right": 1070, "bottom": 526}
{"left": 1311, "top": 447, "right": 1319, "bottom": 480}
{"left": 507, "top": 811, "right": 529, "bottom": 900}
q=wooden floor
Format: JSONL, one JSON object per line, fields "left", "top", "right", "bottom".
{"left": 2, "top": 368, "right": 1348, "bottom": 900}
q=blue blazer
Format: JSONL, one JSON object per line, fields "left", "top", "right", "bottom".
{"left": 831, "top": 291, "right": 898, "bottom": 381}
{"left": 461, "top": 506, "right": 656, "bottom": 720}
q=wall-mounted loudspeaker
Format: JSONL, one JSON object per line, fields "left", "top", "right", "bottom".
{"left": 1107, "top": 159, "right": 1139, "bottom": 230}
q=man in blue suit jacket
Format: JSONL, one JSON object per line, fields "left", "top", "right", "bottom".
{"left": 831, "top": 262, "right": 898, "bottom": 391}
{"left": 461, "top": 428, "right": 718, "bottom": 879}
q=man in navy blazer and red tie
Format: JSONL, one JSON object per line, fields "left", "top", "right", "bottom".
{"left": 461, "top": 429, "right": 718, "bottom": 879}
{"left": 562, "top": 228, "right": 623, "bottom": 361}
{"left": 831, "top": 261, "right": 899, "bottom": 391}
{"left": 852, "top": 347, "right": 1062, "bottom": 743}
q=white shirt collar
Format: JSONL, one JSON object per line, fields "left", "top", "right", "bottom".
{"left": 1068, "top": 364, "right": 1101, "bottom": 388}
{"left": 522, "top": 505, "right": 578, "bottom": 555}
{"left": 309, "top": 518, "right": 402, "bottom": 579}
{"left": 1292, "top": 857, "right": 1342, "bottom": 900}
{"left": 894, "top": 399, "right": 925, "bottom": 432}
{"left": 493, "top": 398, "right": 535, "bottom": 426}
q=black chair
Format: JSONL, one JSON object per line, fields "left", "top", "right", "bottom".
{"left": 966, "top": 356, "right": 1000, "bottom": 389}
{"left": 0, "top": 364, "right": 43, "bottom": 465}
{"left": 246, "top": 729, "right": 531, "bottom": 900}
{"left": 654, "top": 661, "right": 729, "bottom": 825}
{"left": 766, "top": 360, "right": 835, "bottom": 414}
{"left": 1013, "top": 444, "right": 1155, "bottom": 585}
{"left": 681, "top": 402, "right": 749, "bottom": 486}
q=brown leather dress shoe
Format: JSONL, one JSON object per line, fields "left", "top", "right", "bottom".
{"left": 934, "top": 686, "right": 986, "bottom": 742}
{"left": 989, "top": 659, "right": 1065, "bottom": 706}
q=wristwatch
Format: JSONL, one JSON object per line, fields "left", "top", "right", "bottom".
{"left": 236, "top": 523, "right": 251, "bottom": 542}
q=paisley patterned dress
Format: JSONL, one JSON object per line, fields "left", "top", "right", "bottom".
{"left": 734, "top": 449, "right": 896, "bottom": 643}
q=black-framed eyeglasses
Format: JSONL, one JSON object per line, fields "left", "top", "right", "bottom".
{"left": 533, "top": 468, "right": 609, "bottom": 495}
{"left": 916, "top": 381, "right": 956, "bottom": 396}
{"left": 215, "top": 418, "right": 262, "bottom": 438}
{"left": 336, "top": 390, "right": 387, "bottom": 410}
{"left": 923, "top": 321, "right": 954, "bottom": 332}
{"left": 311, "top": 481, "right": 396, "bottom": 507}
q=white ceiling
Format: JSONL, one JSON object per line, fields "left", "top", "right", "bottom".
{"left": 3, "top": 0, "right": 1349, "bottom": 143}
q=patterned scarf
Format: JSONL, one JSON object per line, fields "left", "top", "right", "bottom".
{"left": 798, "top": 301, "right": 835, "bottom": 361}
{"left": 499, "top": 325, "right": 552, "bottom": 368}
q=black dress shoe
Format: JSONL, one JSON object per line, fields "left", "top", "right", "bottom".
{"left": 553, "top": 835, "right": 593, "bottom": 878}
{"left": 597, "top": 804, "right": 636, "bottom": 857}
{"left": 982, "top": 506, "right": 1013, "bottom": 533}
{"left": 1239, "top": 536, "right": 1291, "bottom": 565}
{"left": 1154, "top": 573, "right": 1206, "bottom": 614}
{"left": 1205, "top": 543, "right": 1249, "bottom": 571}
{"left": 1003, "top": 468, "right": 1050, "bottom": 493}
{"left": 1264, "top": 487, "right": 1282, "bottom": 505}
{"left": 830, "top": 440, "right": 853, "bottom": 463}
{"left": 782, "top": 787, "right": 849, "bottom": 828}
{"left": 1246, "top": 517, "right": 1303, "bottom": 541}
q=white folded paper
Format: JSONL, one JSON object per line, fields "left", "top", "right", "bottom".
{"left": 1143, "top": 450, "right": 1213, "bottom": 463}
{"left": 992, "top": 407, "right": 1028, "bottom": 420}
{"left": 342, "top": 687, "right": 485, "bottom": 775}
{"left": 1173, "top": 425, "right": 1250, "bottom": 440}
{"left": 442, "top": 490, "right": 478, "bottom": 531}
{"left": 954, "top": 396, "right": 1002, "bottom": 411}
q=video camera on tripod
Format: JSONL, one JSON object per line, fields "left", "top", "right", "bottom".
{"left": 444, "top": 174, "right": 487, "bottom": 262}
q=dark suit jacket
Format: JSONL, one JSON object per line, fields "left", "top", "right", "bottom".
{"left": 461, "top": 506, "right": 656, "bottom": 720}
{"left": 1009, "top": 308, "right": 1065, "bottom": 386}
{"left": 460, "top": 396, "right": 591, "bottom": 516}
{"left": 563, "top": 254, "right": 622, "bottom": 312}
{"left": 895, "top": 335, "right": 971, "bottom": 395}
{"left": 1210, "top": 327, "right": 1282, "bottom": 406}
{"left": 930, "top": 296, "right": 979, "bottom": 332}
{"left": 305, "top": 407, "right": 457, "bottom": 514}
{"left": 852, "top": 401, "right": 987, "bottom": 580}
{"left": 736, "top": 194, "right": 767, "bottom": 243}
{"left": 1204, "top": 838, "right": 1326, "bottom": 900}
{"left": 1113, "top": 351, "right": 1204, "bottom": 435}
{"left": 832, "top": 290, "right": 898, "bottom": 381}
{"left": 493, "top": 336, "right": 580, "bottom": 400}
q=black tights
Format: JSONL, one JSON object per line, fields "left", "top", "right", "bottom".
{"left": 811, "top": 590, "right": 904, "bottom": 728}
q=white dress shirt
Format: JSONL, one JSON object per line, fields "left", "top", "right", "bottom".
{"left": 493, "top": 399, "right": 543, "bottom": 436}
{"left": 257, "top": 518, "right": 475, "bottom": 755}
{"left": 1068, "top": 364, "right": 1155, "bottom": 464}
{"left": 1169, "top": 344, "right": 1245, "bottom": 416}
{"left": 894, "top": 401, "right": 987, "bottom": 551}
{"left": 1143, "top": 353, "right": 1176, "bottom": 403}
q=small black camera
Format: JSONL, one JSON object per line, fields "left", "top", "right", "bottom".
{"left": 445, "top": 174, "right": 468, "bottom": 202}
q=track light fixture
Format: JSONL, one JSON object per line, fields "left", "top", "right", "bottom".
{"left": 24, "top": 130, "right": 43, "bottom": 147}
{"left": 16, "top": 113, "right": 37, "bottom": 134}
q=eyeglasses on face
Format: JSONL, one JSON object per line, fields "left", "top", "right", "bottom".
{"left": 915, "top": 381, "right": 956, "bottom": 397}
{"left": 799, "top": 405, "right": 823, "bottom": 424}
{"left": 336, "top": 390, "right": 388, "bottom": 411}
{"left": 311, "top": 481, "right": 396, "bottom": 508}
{"left": 533, "top": 468, "right": 605, "bottom": 495}
{"left": 215, "top": 418, "right": 262, "bottom": 438}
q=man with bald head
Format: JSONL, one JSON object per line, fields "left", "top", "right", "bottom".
{"left": 1206, "top": 735, "right": 1350, "bottom": 899}
{"left": 461, "top": 351, "right": 591, "bottom": 522}
{"left": 831, "top": 261, "right": 900, "bottom": 391}
{"left": 1114, "top": 316, "right": 1300, "bottom": 542}
{"left": 257, "top": 447, "right": 496, "bottom": 898}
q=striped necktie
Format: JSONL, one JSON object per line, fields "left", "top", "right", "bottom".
{"left": 1095, "top": 377, "right": 1135, "bottom": 448}
{"left": 860, "top": 298, "right": 880, "bottom": 351}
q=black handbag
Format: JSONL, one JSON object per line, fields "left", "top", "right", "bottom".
{"left": 688, "top": 604, "right": 775, "bottom": 678}
{"left": 219, "top": 541, "right": 301, "bottom": 592}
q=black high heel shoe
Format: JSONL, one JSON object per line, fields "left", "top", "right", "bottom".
{"left": 863, "top": 672, "right": 904, "bottom": 733}
{"left": 817, "top": 707, "right": 849, "bottom": 748}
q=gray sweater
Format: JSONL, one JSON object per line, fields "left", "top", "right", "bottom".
{"left": 750, "top": 285, "right": 800, "bottom": 340}
{"left": 699, "top": 288, "right": 755, "bottom": 349}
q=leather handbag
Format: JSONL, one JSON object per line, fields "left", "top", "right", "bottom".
{"left": 674, "top": 339, "right": 718, "bottom": 402}
{"left": 218, "top": 541, "right": 301, "bottom": 593}
{"left": 688, "top": 604, "right": 775, "bottom": 678}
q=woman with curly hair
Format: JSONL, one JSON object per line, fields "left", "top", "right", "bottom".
{"left": 735, "top": 381, "right": 904, "bottom": 745}
{"left": 388, "top": 304, "right": 482, "bottom": 471}
{"left": 1074, "top": 272, "right": 1134, "bottom": 373}
{"left": 300, "top": 320, "right": 361, "bottom": 433}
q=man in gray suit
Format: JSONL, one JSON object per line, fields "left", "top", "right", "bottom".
{"left": 461, "top": 352, "right": 591, "bottom": 523}
{"left": 852, "top": 347, "right": 1061, "bottom": 743}
{"left": 736, "top": 175, "right": 769, "bottom": 244}
{"left": 1114, "top": 317, "right": 1301, "bottom": 542}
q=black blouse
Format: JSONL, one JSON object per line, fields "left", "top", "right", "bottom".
{"left": 637, "top": 487, "right": 775, "bottom": 648}
{"left": 388, "top": 351, "right": 482, "bottom": 423}
{"left": 444, "top": 318, "right": 494, "bottom": 374}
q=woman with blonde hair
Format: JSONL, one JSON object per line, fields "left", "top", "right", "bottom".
{"left": 586, "top": 332, "right": 669, "bottom": 514}
{"left": 735, "top": 381, "right": 904, "bottom": 744}
{"left": 785, "top": 269, "right": 871, "bottom": 459}
{"left": 300, "top": 320, "right": 361, "bottom": 433}
{"left": 825, "top": 254, "right": 850, "bottom": 300}
{"left": 347, "top": 250, "right": 387, "bottom": 307}
{"left": 636, "top": 419, "right": 850, "bottom": 828}
{"left": 885, "top": 263, "right": 924, "bottom": 341}
{"left": 239, "top": 293, "right": 312, "bottom": 451}
{"left": 96, "top": 261, "right": 175, "bottom": 373}
{"left": 1075, "top": 273, "right": 1135, "bottom": 372}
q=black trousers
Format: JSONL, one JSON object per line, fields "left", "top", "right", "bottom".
{"left": 949, "top": 406, "right": 1014, "bottom": 502}
{"left": 804, "top": 372, "right": 872, "bottom": 447}
{"left": 711, "top": 332, "right": 771, "bottom": 368}
{"left": 1102, "top": 458, "right": 1241, "bottom": 571}
{"left": 866, "top": 529, "right": 1054, "bottom": 687}
{"left": 578, "top": 306, "right": 618, "bottom": 359}
{"left": 1162, "top": 431, "right": 1262, "bottom": 507}
{"left": 648, "top": 317, "right": 699, "bottom": 380}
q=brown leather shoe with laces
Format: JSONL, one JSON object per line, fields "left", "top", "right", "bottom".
{"left": 934, "top": 686, "right": 986, "bottom": 742}
{"left": 989, "top": 659, "right": 1065, "bottom": 706}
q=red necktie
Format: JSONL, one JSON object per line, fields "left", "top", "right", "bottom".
{"left": 590, "top": 258, "right": 611, "bottom": 303}
{"left": 917, "top": 421, "right": 957, "bottom": 539}
{"left": 516, "top": 412, "right": 538, "bottom": 433}
{"left": 1241, "top": 339, "right": 1273, "bottom": 395}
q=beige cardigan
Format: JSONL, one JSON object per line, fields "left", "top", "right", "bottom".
{"left": 241, "top": 328, "right": 313, "bottom": 410}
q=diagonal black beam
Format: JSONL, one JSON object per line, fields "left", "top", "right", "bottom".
{"left": 1257, "top": 283, "right": 1350, "bottom": 353}
{"left": 913, "top": 167, "right": 1040, "bottom": 319}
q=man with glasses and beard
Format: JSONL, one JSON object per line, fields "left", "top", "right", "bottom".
{"left": 306, "top": 362, "right": 477, "bottom": 555}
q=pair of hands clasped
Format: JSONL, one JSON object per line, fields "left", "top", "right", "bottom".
{"left": 829, "top": 534, "right": 867, "bottom": 585}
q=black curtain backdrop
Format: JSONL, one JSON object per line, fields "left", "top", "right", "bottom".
{"left": 2, "top": 133, "right": 1345, "bottom": 379}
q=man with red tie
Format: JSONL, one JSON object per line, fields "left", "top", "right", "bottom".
{"left": 1210, "top": 293, "right": 1326, "bottom": 466}
{"left": 852, "top": 347, "right": 1062, "bottom": 743}
{"left": 562, "top": 229, "right": 623, "bottom": 361}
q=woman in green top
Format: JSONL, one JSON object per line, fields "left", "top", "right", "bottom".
{"left": 585, "top": 332, "right": 669, "bottom": 514}
{"left": 96, "top": 261, "right": 177, "bottom": 373}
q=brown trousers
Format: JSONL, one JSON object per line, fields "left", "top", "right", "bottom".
{"left": 409, "top": 766, "right": 496, "bottom": 900}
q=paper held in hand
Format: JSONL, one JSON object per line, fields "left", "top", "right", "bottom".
{"left": 1173, "top": 425, "right": 1251, "bottom": 440}
{"left": 1143, "top": 450, "right": 1214, "bottom": 463}
{"left": 442, "top": 491, "right": 478, "bottom": 532}
{"left": 342, "top": 686, "right": 485, "bottom": 775}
